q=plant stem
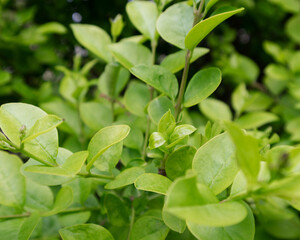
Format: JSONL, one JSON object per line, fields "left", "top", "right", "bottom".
{"left": 174, "top": 50, "right": 193, "bottom": 120}
{"left": 141, "top": 40, "right": 157, "bottom": 160}
{"left": 174, "top": 0, "right": 205, "bottom": 121}
{"left": 60, "top": 206, "right": 101, "bottom": 214}
{"left": 127, "top": 206, "right": 135, "bottom": 240}
{"left": 77, "top": 172, "right": 114, "bottom": 180}
{"left": 0, "top": 213, "right": 30, "bottom": 219}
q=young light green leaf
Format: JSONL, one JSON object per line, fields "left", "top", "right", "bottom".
{"left": 168, "top": 124, "right": 196, "bottom": 147}
{"left": 235, "top": 111, "right": 279, "bottom": 129}
{"left": 149, "top": 132, "right": 167, "bottom": 150}
{"left": 184, "top": 68, "right": 222, "bottom": 107}
{"left": 193, "top": 133, "right": 238, "bottom": 194}
{"left": 134, "top": 173, "right": 172, "bottom": 195}
{"left": 185, "top": 8, "right": 244, "bottom": 49}
{"left": 165, "top": 175, "right": 247, "bottom": 226}
{"left": 204, "top": 0, "right": 219, "bottom": 16}
{"left": 0, "top": 151, "right": 25, "bottom": 208}
{"left": 71, "top": 24, "right": 112, "bottom": 62}
{"left": 43, "top": 186, "right": 73, "bottom": 216}
{"left": 124, "top": 81, "right": 150, "bottom": 116}
{"left": 225, "top": 122, "right": 261, "bottom": 185}
{"left": 199, "top": 98, "right": 232, "bottom": 121}
{"left": 105, "top": 167, "right": 145, "bottom": 189}
{"left": 231, "top": 83, "right": 248, "bottom": 116}
{"left": 0, "top": 103, "right": 58, "bottom": 165}
{"left": 156, "top": 2, "right": 193, "bottom": 49}
{"left": 86, "top": 125, "right": 130, "bottom": 171}
{"left": 187, "top": 202, "right": 255, "bottom": 240}
{"left": 130, "top": 216, "right": 170, "bottom": 240}
{"left": 161, "top": 48, "right": 209, "bottom": 73}
{"left": 18, "top": 212, "right": 40, "bottom": 240}
{"left": 104, "top": 193, "right": 129, "bottom": 226}
{"left": 21, "top": 148, "right": 73, "bottom": 186}
{"left": 126, "top": 1, "right": 158, "bottom": 40}
{"left": 110, "top": 14, "right": 124, "bottom": 39}
{"left": 109, "top": 41, "right": 152, "bottom": 69}
{"left": 158, "top": 110, "right": 176, "bottom": 135}
{"left": 37, "top": 22, "right": 67, "bottom": 34}
{"left": 166, "top": 145, "right": 196, "bottom": 180}
{"left": 60, "top": 224, "right": 114, "bottom": 240}
{"left": 22, "top": 115, "right": 63, "bottom": 143}
{"left": 25, "top": 151, "right": 88, "bottom": 176}
{"left": 130, "top": 64, "right": 178, "bottom": 100}
{"left": 0, "top": 219, "right": 24, "bottom": 240}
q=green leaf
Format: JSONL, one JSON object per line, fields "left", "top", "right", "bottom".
{"left": 105, "top": 167, "right": 145, "bottom": 189}
{"left": 79, "top": 102, "right": 113, "bottom": 131}
{"left": 21, "top": 148, "right": 73, "bottom": 186}
{"left": 185, "top": 8, "right": 244, "bottom": 49}
{"left": 0, "top": 151, "right": 25, "bottom": 208}
{"left": 161, "top": 48, "right": 209, "bottom": 73}
{"left": 184, "top": 68, "right": 222, "bottom": 107}
{"left": 86, "top": 125, "right": 130, "bottom": 171}
{"left": 165, "top": 175, "right": 247, "bottom": 226}
{"left": 231, "top": 84, "right": 248, "bottom": 116}
{"left": 98, "top": 63, "right": 130, "bottom": 98}
{"left": 193, "top": 133, "right": 238, "bottom": 194}
{"left": 18, "top": 212, "right": 40, "bottom": 240}
{"left": 130, "top": 65, "right": 178, "bottom": 100}
{"left": 109, "top": 41, "right": 152, "bottom": 69}
{"left": 58, "top": 211, "right": 91, "bottom": 227}
{"left": 286, "top": 15, "right": 300, "bottom": 43}
{"left": 25, "top": 151, "right": 88, "bottom": 176}
{"left": 124, "top": 81, "right": 151, "bottom": 116}
{"left": 60, "top": 224, "right": 114, "bottom": 240}
{"left": 22, "top": 115, "right": 63, "bottom": 143}
{"left": 187, "top": 202, "right": 255, "bottom": 240}
{"left": 37, "top": 22, "right": 67, "bottom": 34}
{"left": 0, "top": 219, "right": 24, "bottom": 240}
{"left": 110, "top": 14, "right": 124, "bottom": 39}
{"left": 0, "top": 70, "right": 11, "bottom": 86}
{"left": 43, "top": 186, "right": 73, "bottom": 216}
{"left": 124, "top": 127, "right": 144, "bottom": 150}
{"left": 64, "top": 178, "right": 91, "bottom": 205}
{"left": 289, "top": 51, "right": 300, "bottom": 73}
{"left": 204, "top": 0, "right": 219, "bottom": 16}
{"left": 148, "top": 96, "right": 174, "bottom": 125}
{"left": 130, "top": 216, "right": 169, "bottom": 240}
{"left": 235, "top": 111, "right": 279, "bottom": 129}
{"left": 70, "top": 24, "right": 112, "bottom": 62}
{"left": 0, "top": 103, "right": 59, "bottom": 165}
{"left": 126, "top": 1, "right": 158, "bottom": 40}
{"left": 199, "top": 98, "right": 232, "bottom": 121}
{"left": 166, "top": 145, "right": 196, "bottom": 180}
{"left": 25, "top": 179, "right": 53, "bottom": 211}
{"left": 168, "top": 124, "right": 196, "bottom": 147}
{"left": 149, "top": 132, "right": 167, "bottom": 150}
{"left": 158, "top": 110, "right": 176, "bottom": 135}
{"left": 225, "top": 122, "right": 260, "bottom": 185}
{"left": 94, "top": 142, "right": 123, "bottom": 172}
{"left": 104, "top": 193, "right": 129, "bottom": 226}
{"left": 156, "top": 2, "right": 193, "bottom": 49}
{"left": 162, "top": 205, "right": 186, "bottom": 233}
{"left": 134, "top": 173, "right": 172, "bottom": 195}
{"left": 41, "top": 99, "right": 81, "bottom": 136}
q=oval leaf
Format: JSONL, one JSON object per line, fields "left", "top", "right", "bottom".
{"left": 130, "top": 64, "right": 178, "bottom": 100}
{"left": 86, "top": 125, "right": 130, "bottom": 171}
{"left": 156, "top": 2, "right": 193, "bottom": 49}
{"left": 134, "top": 173, "right": 172, "bottom": 195}
{"left": 184, "top": 68, "right": 222, "bottom": 107}
{"left": 185, "top": 8, "right": 244, "bottom": 49}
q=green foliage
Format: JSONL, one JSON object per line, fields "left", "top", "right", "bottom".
{"left": 1, "top": 0, "right": 300, "bottom": 239}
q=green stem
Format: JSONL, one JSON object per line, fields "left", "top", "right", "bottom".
{"left": 60, "top": 207, "right": 101, "bottom": 214}
{"left": 174, "top": 50, "right": 193, "bottom": 121}
{"left": 77, "top": 172, "right": 114, "bottom": 180}
{"left": 0, "top": 213, "right": 30, "bottom": 219}
{"left": 127, "top": 206, "right": 135, "bottom": 240}
{"left": 141, "top": 40, "right": 157, "bottom": 160}
{"left": 174, "top": 0, "right": 205, "bottom": 121}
